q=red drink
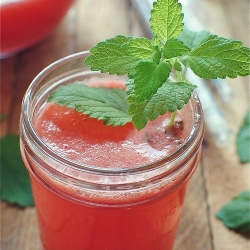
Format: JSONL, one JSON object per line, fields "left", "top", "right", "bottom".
{"left": 20, "top": 52, "right": 204, "bottom": 250}
{"left": 0, "top": 0, "right": 74, "bottom": 58}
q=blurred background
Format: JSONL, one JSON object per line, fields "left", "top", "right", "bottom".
{"left": 0, "top": 0, "right": 249, "bottom": 249}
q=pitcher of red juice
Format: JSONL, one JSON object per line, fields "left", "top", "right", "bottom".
{"left": 20, "top": 51, "right": 204, "bottom": 250}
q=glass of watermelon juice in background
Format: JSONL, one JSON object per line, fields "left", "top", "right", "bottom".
{"left": 20, "top": 51, "right": 204, "bottom": 250}
{"left": 0, "top": 0, "right": 74, "bottom": 58}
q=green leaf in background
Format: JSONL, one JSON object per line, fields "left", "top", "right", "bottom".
{"left": 0, "top": 134, "right": 34, "bottom": 207}
{"left": 236, "top": 109, "right": 250, "bottom": 163}
{"left": 216, "top": 191, "right": 250, "bottom": 232}
{"left": 177, "top": 29, "right": 211, "bottom": 49}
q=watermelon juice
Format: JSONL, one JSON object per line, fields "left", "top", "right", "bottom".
{"left": 20, "top": 51, "right": 204, "bottom": 250}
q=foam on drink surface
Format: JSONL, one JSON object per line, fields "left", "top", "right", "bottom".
{"left": 35, "top": 79, "right": 189, "bottom": 169}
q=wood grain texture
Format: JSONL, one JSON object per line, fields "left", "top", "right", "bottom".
{"left": 1, "top": 0, "right": 249, "bottom": 249}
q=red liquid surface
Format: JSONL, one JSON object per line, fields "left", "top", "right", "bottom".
{"left": 0, "top": 0, "right": 74, "bottom": 58}
{"left": 24, "top": 80, "right": 198, "bottom": 250}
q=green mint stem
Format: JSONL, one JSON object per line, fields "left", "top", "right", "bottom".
{"left": 176, "top": 70, "right": 182, "bottom": 82}
{"left": 168, "top": 70, "right": 182, "bottom": 127}
{"left": 169, "top": 111, "right": 177, "bottom": 127}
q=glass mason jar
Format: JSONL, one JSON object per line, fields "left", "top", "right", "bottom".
{"left": 20, "top": 51, "right": 204, "bottom": 250}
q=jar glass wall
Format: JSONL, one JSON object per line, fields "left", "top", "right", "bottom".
{"left": 20, "top": 51, "right": 204, "bottom": 250}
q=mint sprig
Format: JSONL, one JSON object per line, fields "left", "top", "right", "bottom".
{"left": 50, "top": 0, "right": 250, "bottom": 130}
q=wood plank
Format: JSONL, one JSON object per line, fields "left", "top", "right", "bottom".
{"left": 0, "top": 56, "right": 17, "bottom": 136}
{"left": 1, "top": 202, "right": 42, "bottom": 250}
{"left": 198, "top": 0, "right": 250, "bottom": 249}
{"left": 203, "top": 76, "right": 249, "bottom": 250}
{"left": 175, "top": 164, "right": 213, "bottom": 250}
{"left": 74, "top": 0, "right": 145, "bottom": 51}
{"left": 223, "top": 0, "right": 249, "bottom": 46}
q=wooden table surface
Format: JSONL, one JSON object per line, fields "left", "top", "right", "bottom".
{"left": 1, "top": 0, "right": 249, "bottom": 249}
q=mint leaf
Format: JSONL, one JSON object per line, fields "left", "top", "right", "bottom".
{"left": 150, "top": 0, "right": 184, "bottom": 43}
{"left": 125, "top": 79, "right": 148, "bottom": 129}
{"left": 216, "top": 191, "right": 250, "bottom": 232}
{"left": 0, "top": 134, "right": 34, "bottom": 207}
{"left": 177, "top": 29, "right": 211, "bottom": 49}
{"left": 163, "top": 38, "right": 190, "bottom": 59}
{"left": 123, "top": 37, "right": 154, "bottom": 59}
{"left": 186, "top": 35, "right": 250, "bottom": 79}
{"left": 130, "top": 60, "right": 171, "bottom": 103}
{"left": 236, "top": 110, "right": 250, "bottom": 163}
{"left": 84, "top": 35, "right": 152, "bottom": 75}
{"left": 145, "top": 80, "right": 196, "bottom": 116}
{"left": 48, "top": 83, "right": 132, "bottom": 126}
{"left": 127, "top": 79, "right": 196, "bottom": 129}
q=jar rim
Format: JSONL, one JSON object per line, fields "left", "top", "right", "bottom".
{"left": 21, "top": 51, "right": 204, "bottom": 175}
